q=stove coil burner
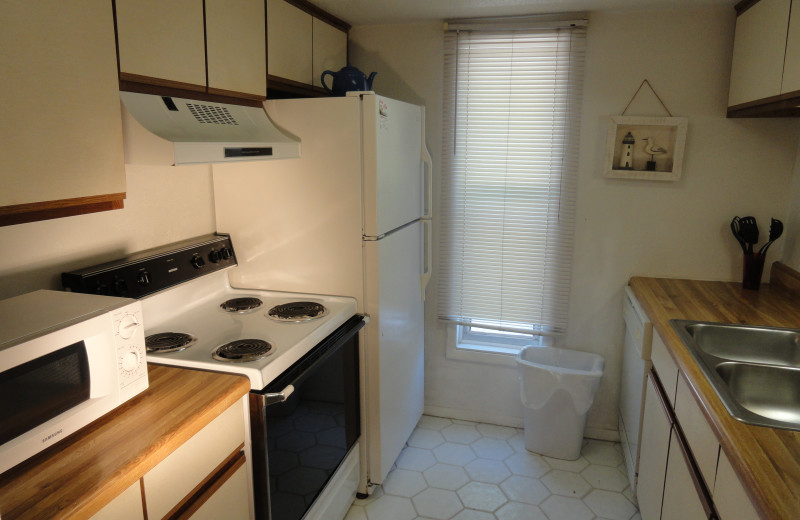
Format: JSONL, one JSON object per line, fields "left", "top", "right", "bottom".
{"left": 267, "top": 301, "right": 328, "bottom": 322}
{"left": 145, "top": 332, "right": 197, "bottom": 353}
{"left": 212, "top": 339, "right": 273, "bottom": 362}
{"left": 220, "top": 297, "right": 264, "bottom": 313}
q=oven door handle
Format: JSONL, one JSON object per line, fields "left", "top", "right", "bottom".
{"left": 264, "top": 384, "right": 294, "bottom": 406}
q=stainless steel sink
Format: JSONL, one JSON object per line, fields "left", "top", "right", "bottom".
{"left": 671, "top": 320, "right": 800, "bottom": 431}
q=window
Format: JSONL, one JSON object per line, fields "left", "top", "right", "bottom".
{"left": 438, "top": 17, "right": 587, "bottom": 359}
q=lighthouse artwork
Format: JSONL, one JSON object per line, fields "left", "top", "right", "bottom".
{"left": 619, "top": 131, "right": 635, "bottom": 169}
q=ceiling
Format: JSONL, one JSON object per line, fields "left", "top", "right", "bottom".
{"left": 312, "top": 0, "right": 737, "bottom": 26}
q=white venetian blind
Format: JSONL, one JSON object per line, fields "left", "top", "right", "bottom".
{"left": 437, "top": 21, "right": 586, "bottom": 336}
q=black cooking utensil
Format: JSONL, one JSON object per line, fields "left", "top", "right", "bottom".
{"left": 758, "top": 218, "right": 784, "bottom": 255}
{"left": 738, "top": 216, "right": 759, "bottom": 254}
{"left": 730, "top": 216, "right": 746, "bottom": 253}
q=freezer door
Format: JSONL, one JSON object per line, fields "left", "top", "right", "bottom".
{"left": 363, "top": 222, "right": 425, "bottom": 484}
{"left": 362, "top": 95, "right": 425, "bottom": 237}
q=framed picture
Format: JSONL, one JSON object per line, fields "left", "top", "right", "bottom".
{"left": 604, "top": 116, "right": 688, "bottom": 181}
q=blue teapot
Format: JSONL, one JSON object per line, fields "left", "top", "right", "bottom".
{"left": 321, "top": 66, "right": 377, "bottom": 96}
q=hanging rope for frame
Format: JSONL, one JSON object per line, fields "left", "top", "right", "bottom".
{"left": 620, "top": 79, "right": 673, "bottom": 117}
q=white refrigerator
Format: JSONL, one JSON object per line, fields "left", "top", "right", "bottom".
{"left": 212, "top": 92, "right": 433, "bottom": 492}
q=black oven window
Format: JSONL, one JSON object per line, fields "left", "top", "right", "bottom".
{"left": 265, "top": 336, "right": 359, "bottom": 520}
{"left": 0, "top": 341, "right": 91, "bottom": 446}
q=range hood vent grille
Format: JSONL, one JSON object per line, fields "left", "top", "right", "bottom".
{"left": 186, "top": 103, "right": 240, "bottom": 126}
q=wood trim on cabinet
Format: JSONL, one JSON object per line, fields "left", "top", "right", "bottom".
{"left": 120, "top": 78, "right": 265, "bottom": 108}
{"left": 267, "top": 74, "right": 329, "bottom": 98}
{"left": 207, "top": 86, "right": 267, "bottom": 102}
{"left": 735, "top": 0, "right": 763, "bottom": 16}
{"left": 163, "top": 446, "right": 246, "bottom": 520}
{"left": 119, "top": 72, "right": 206, "bottom": 94}
{"left": 727, "top": 89, "right": 800, "bottom": 117}
{"left": 282, "top": 0, "right": 350, "bottom": 32}
{"left": 0, "top": 193, "right": 125, "bottom": 227}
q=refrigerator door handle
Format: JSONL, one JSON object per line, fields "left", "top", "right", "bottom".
{"left": 421, "top": 219, "right": 432, "bottom": 300}
{"left": 421, "top": 108, "right": 433, "bottom": 220}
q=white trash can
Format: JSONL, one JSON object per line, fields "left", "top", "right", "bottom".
{"left": 516, "top": 346, "right": 604, "bottom": 460}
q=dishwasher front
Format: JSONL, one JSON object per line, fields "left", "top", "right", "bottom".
{"left": 619, "top": 286, "right": 653, "bottom": 495}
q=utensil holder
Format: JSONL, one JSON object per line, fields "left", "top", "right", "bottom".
{"left": 742, "top": 252, "right": 765, "bottom": 290}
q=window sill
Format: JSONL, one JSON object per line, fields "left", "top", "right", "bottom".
{"left": 444, "top": 325, "right": 521, "bottom": 367}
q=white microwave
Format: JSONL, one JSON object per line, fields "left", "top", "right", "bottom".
{"left": 0, "top": 290, "right": 148, "bottom": 474}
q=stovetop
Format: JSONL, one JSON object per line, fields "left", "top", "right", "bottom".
{"left": 61, "top": 234, "right": 358, "bottom": 390}
{"left": 141, "top": 270, "right": 357, "bottom": 389}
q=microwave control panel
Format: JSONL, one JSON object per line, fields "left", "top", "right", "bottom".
{"left": 113, "top": 302, "right": 148, "bottom": 397}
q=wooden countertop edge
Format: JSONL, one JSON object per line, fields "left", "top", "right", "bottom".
{"left": 629, "top": 273, "right": 800, "bottom": 520}
{"left": 0, "top": 364, "right": 251, "bottom": 520}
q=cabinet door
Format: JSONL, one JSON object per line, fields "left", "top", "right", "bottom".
{"left": 206, "top": 0, "right": 267, "bottom": 98}
{"left": 636, "top": 373, "right": 672, "bottom": 520}
{"left": 90, "top": 481, "right": 144, "bottom": 520}
{"left": 187, "top": 458, "right": 250, "bottom": 520}
{"left": 116, "top": 0, "right": 206, "bottom": 90}
{"left": 728, "top": 0, "right": 791, "bottom": 106}
{"left": 267, "top": 0, "right": 313, "bottom": 84}
{"left": 0, "top": 0, "right": 125, "bottom": 211}
{"left": 714, "top": 450, "right": 760, "bottom": 520}
{"left": 143, "top": 401, "right": 246, "bottom": 519}
{"left": 674, "top": 375, "right": 719, "bottom": 491}
{"left": 312, "top": 18, "right": 347, "bottom": 88}
{"left": 651, "top": 333, "right": 679, "bottom": 406}
{"left": 661, "top": 429, "right": 710, "bottom": 520}
{"left": 782, "top": 0, "right": 800, "bottom": 93}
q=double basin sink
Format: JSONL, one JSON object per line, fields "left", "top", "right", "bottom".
{"left": 671, "top": 320, "right": 800, "bottom": 431}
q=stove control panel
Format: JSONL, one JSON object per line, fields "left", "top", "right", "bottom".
{"left": 62, "top": 234, "right": 237, "bottom": 299}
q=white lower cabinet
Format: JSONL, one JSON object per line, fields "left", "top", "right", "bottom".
{"left": 661, "top": 429, "right": 711, "bottom": 520}
{"left": 143, "top": 399, "right": 249, "bottom": 519}
{"left": 635, "top": 331, "right": 762, "bottom": 520}
{"left": 90, "top": 482, "right": 144, "bottom": 520}
{"left": 637, "top": 374, "right": 672, "bottom": 520}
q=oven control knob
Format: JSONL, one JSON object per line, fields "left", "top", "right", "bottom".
{"left": 137, "top": 269, "right": 151, "bottom": 287}
{"left": 114, "top": 279, "right": 129, "bottom": 294}
{"left": 208, "top": 249, "right": 221, "bottom": 263}
{"left": 191, "top": 254, "right": 206, "bottom": 269}
{"left": 118, "top": 314, "right": 140, "bottom": 339}
{"left": 219, "top": 246, "right": 232, "bottom": 260}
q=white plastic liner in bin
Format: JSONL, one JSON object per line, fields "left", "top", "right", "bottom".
{"left": 516, "top": 346, "right": 604, "bottom": 460}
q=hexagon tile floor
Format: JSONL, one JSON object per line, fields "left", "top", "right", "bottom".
{"left": 345, "top": 415, "right": 641, "bottom": 520}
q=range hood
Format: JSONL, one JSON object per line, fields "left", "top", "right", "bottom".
{"left": 120, "top": 91, "right": 300, "bottom": 164}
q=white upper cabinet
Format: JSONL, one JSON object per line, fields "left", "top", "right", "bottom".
{"left": 313, "top": 17, "right": 348, "bottom": 88}
{"left": 116, "top": 0, "right": 207, "bottom": 90}
{"left": 781, "top": 0, "right": 800, "bottom": 93}
{"left": 206, "top": 0, "right": 267, "bottom": 98}
{"left": 268, "top": 0, "right": 313, "bottom": 84}
{"left": 0, "top": 0, "right": 126, "bottom": 224}
{"left": 116, "top": 0, "right": 267, "bottom": 99}
{"left": 728, "top": 0, "right": 800, "bottom": 107}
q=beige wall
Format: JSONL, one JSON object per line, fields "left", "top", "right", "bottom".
{"left": 352, "top": 6, "right": 800, "bottom": 436}
{"left": 0, "top": 157, "right": 217, "bottom": 299}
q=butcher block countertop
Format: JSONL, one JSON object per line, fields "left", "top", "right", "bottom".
{"left": 630, "top": 263, "right": 800, "bottom": 520}
{"left": 0, "top": 364, "right": 250, "bottom": 520}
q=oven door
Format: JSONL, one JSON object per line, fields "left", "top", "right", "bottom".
{"left": 249, "top": 315, "right": 365, "bottom": 520}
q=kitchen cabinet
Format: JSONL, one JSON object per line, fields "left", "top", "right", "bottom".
{"left": 674, "top": 375, "right": 719, "bottom": 491}
{"left": 727, "top": 0, "right": 800, "bottom": 116}
{"left": 266, "top": 0, "right": 349, "bottom": 96}
{"left": 89, "top": 483, "right": 143, "bottom": 520}
{"left": 0, "top": 0, "right": 126, "bottom": 226}
{"left": 312, "top": 17, "right": 348, "bottom": 88}
{"left": 116, "top": 0, "right": 266, "bottom": 101}
{"left": 713, "top": 450, "right": 760, "bottom": 520}
{"left": 143, "top": 399, "right": 250, "bottom": 519}
{"left": 636, "top": 374, "right": 672, "bottom": 520}
{"left": 660, "top": 429, "right": 711, "bottom": 520}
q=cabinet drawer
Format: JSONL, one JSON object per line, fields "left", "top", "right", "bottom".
{"left": 143, "top": 402, "right": 245, "bottom": 519}
{"left": 652, "top": 332, "right": 679, "bottom": 405}
{"left": 186, "top": 459, "right": 250, "bottom": 520}
{"left": 675, "top": 374, "right": 719, "bottom": 491}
